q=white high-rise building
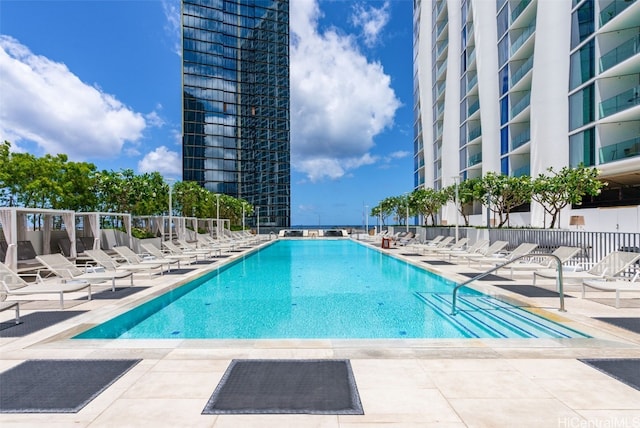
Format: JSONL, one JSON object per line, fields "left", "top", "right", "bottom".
{"left": 413, "top": 0, "right": 640, "bottom": 229}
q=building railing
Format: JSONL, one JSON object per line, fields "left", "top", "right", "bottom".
{"left": 599, "top": 85, "right": 640, "bottom": 118}
{"left": 510, "top": 22, "right": 536, "bottom": 55}
{"left": 468, "top": 125, "right": 482, "bottom": 141}
{"left": 511, "top": 92, "right": 531, "bottom": 118}
{"left": 436, "top": 39, "right": 448, "bottom": 57}
{"left": 468, "top": 99, "right": 480, "bottom": 116}
{"left": 598, "top": 136, "right": 640, "bottom": 163}
{"left": 511, "top": 128, "right": 531, "bottom": 151}
{"left": 511, "top": 0, "right": 532, "bottom": 23}
{"left": 510, "top": 55, "right": 534, "bottom": 87}
{"left": 468, "top": 152, "right": 482, "bottom": 167}
{"left": 600, "top": 0, "right": 635, "bottom": 26}
{"left": 600, "top": 34, "right": 640, "bottom": 73}
{"left": 512, "top": 164, "right": 530, "bottom": 177}
{"left": 467, "top": 73, "right": 478, "bottom": 91}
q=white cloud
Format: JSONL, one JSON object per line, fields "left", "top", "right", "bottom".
{"left": 162, "top": 0, "right": 182, "bottom": 56}
{"left": 350, "top": 1, "right": 391, "bottom": 48}
{"left": 138, "top": 145, "right": 181, "bottom": 175}
{"left": 291, "top": 0, "right": 400, "bottom": 182}
{"left": 0, "top": 35, "right": 146, "bottom": 160}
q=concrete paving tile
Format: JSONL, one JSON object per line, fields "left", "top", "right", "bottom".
{"left": 429, "top": 369, "right": 552, "bottom": 399}
{"left": 354, "top": 388, "right": 461, "bottom": 423}
{"left": 87, "top": 398, "right": 214, "bottom": 428}
{"left": 534, "top": 377, "right": 640, "bottom": 409}
{"left": 449, "top": 398, "right": 581, "bottom": 428}
{"left": 574, "top": 409, "right": 640, "bottom": 426}
{"left": 350, "top": 359, "right": 436, "bottom": 389}
{"left": 212, "top": 415, "right": 339, "bottom": 427}
{"left": 121, "top": 371, "right": 221, "bottom": 399}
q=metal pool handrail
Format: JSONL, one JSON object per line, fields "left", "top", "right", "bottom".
{"left": 451, "top": 253, "right": 565, "bottom": 315}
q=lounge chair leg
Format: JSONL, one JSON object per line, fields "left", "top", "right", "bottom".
{"left": 60, "top": 293, "right": 64, "bottom": 310}
{"left": 616, "top": 291, "right": 619, "bottom": 309}
{"left": 15, "top": 304, "right": 20, "bottom": 324}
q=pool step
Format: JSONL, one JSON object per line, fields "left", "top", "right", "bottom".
{"left": 414, "top": 292, "right": 582, "bottom": 339}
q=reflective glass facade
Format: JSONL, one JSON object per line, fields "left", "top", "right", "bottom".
{"left": 182, "top": 0, "right": 290, "bottom": 227}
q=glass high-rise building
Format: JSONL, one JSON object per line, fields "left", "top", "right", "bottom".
{"left": 182, "top": 0, "right": 291, "bottom": 228}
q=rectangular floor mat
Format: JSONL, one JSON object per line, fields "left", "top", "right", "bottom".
{"left": 491, "top": 284, "right": 574, "bottom": 298}
{"left": 594, "top": 318, "right": 640, "bottom": 335}
{"left": 88, "top": 287, "right": 146, "bottom": 300}
{"left": 0, "top": 359, "right": 141, "bottom": 413}
{"left": 0, "top": 311, "right": 86, "bottom": 338}
{"left": 422, "top": 260, "right": 454, "bottom": 266}
{"left": 459, "top": 272, "right": 512, "bottom": 281}
{"left": 202, "top": 359, "right": 363, "bottom": 415}
{"left": 578, "top": 359, "right": 640, "bottom": 391}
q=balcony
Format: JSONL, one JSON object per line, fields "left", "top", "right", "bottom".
{"left": 511, "top": 128, "right": 531, "bottom": 150}
{"left": 599, "top": 136, "right": 640, "bottom": 163}
{"left": 468, "top": 152, "right": 482, "bottom": 167}
{"left": 435, "top": 80, "right": 446, "bottom": 98}
{"left": 511, "top": 0, "right": 532, "bottom": 22}
{"left": 600, "top": 34, "right": 640, "bottom": 72}
{"left": 510, "top": 22, "right": 536, "bottom": 55}
{"left": 511, "top": 92, "right": 531, "bottom": 118}
{"left": 436, "top": 60, "right": 448, "bottom": 80}
{"left": 599, "top": 85, "right": 640, "bottom": 118}
{"left": 468, "top": 126, "right": 482, "bottom": 141}
{"left": 511, "top": 56, "right": 533, "bottom": 87}
{"left": 467, "top": 73, "right": 478, "bottom": 91}
{"left": 436, "top": 39, "right": 448, "bottom": 57}
{"left": 513, "top": 164, "right": 531, "bottom": 177}
{"left": 436, "top": 19, "right": 448, "bottom": 38}
{"left": 600, "top": 0, "right": 636, "bottom": 27}
{"left": 468, "top": 99, "right": 480, "bottom": 117}
{"left": 467, "top": 48, "right": 476, "bottom": 66}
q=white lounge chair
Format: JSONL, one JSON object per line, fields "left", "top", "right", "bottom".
{"left": 1, "top": 289, "right": 20, "bottom": 324}
{"left": 582, "top": 272, "right": 640, "bottom": 308}
{"left": 163, "top": 240, "right": 212, "bottom": 260}
{"left": 437, "top": 239, "right": 489, "bottom": 260}
{"left": 113, "top": 246, "right": 179, "bottom": 272}
{"left": 414, "top": 236, "right": 454, "bottom": 254}
{"left": 533, "top": 250, "right": 640, "bottom": 287}
{"left": 1, "top": 262, "right": 91, "bottom": 310}
{"left": 431, "top": 237, "right": 468, "bottom": 253}
{"left": 141, "top": 243, "right": 197, "bottom": 267}
{"left": 506, "top": 246, "right": 582, "bottom": 279}
{"left": 473, "top": 243, "right": 539, "bottom": 268}
{"left": 454, "top": 241, "right": 509, "bottom": 265}
{"left": 37, "top": 253, "right": 133, "bottom": 291}
{"left": 84, "top": 249, "right": 164, "bottom": 277}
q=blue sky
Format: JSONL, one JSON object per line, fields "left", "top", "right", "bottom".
{"left": 0, "top": 0, "right": 414, "bottom": 226}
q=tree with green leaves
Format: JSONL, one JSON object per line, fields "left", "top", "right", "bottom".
{"left": 411, "top": 187, "right": 448, "bottom": 226}
{"left": 477, "top": 172, "right": 532, "bottom": 227}
{"left": 443, "top": 177, "right": 481, "bottom": 226}
{"left": 371, "top": 197, "right": 397, "bottom": 226}
{"left": 532, "top": 165, "right": 605, "bottom": 228}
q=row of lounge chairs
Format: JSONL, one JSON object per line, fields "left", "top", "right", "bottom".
{"left": 1, "top": 233, "right": 265, "bottom": 312}
{"left": 402, "top": 235, "right": 640, "bottom": 308}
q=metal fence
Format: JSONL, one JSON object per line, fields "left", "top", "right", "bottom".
{"left": 415, "top": 226, "right": 640, "bottom": 267}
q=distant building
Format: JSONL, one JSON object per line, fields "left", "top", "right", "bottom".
{"left": 413, "top": 0, "right": 640, "bottom": 229}
{"left": 182, "top": 0, "right": 291, "bottom": 227}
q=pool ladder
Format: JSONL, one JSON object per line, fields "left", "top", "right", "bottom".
{"left": 451, "top": 254, "right": 565, "bottom": 315}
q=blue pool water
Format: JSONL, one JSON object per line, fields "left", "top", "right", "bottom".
{"left": 75, "top": 240, "right": 588, "bottom": 340}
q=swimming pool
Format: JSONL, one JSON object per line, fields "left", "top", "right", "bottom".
{"left": 75, "top": 240, "right": 588, "bottom": 340}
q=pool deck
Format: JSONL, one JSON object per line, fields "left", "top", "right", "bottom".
{"left": 1, "top": 238, "right": 639, "bottom": 427}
